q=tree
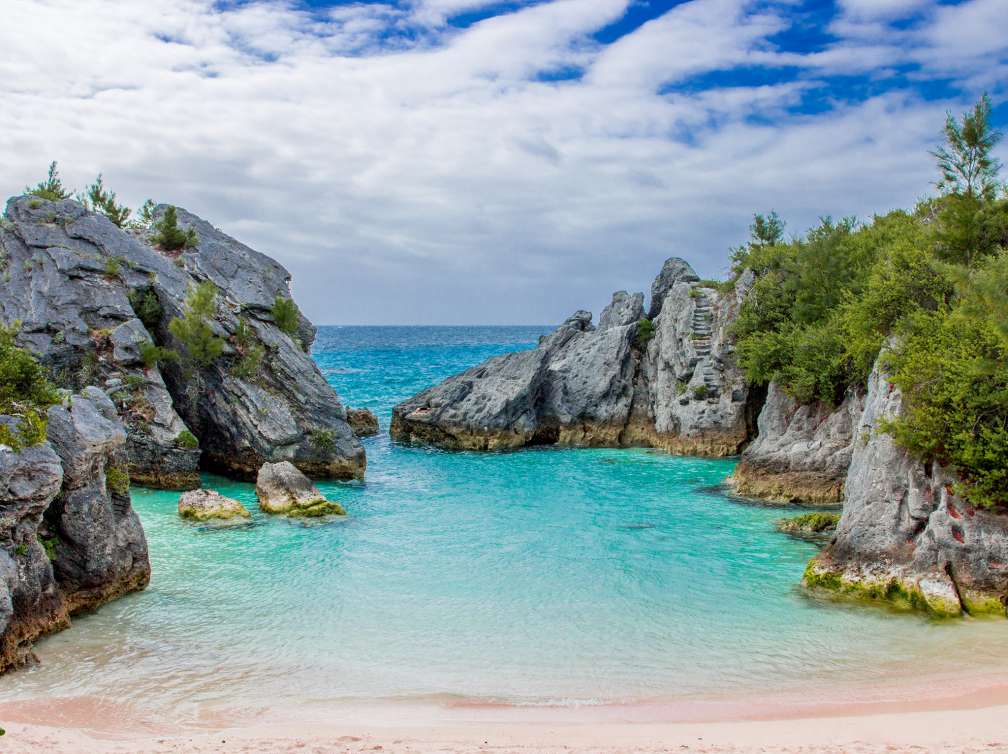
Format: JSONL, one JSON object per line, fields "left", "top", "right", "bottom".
{"left": 751, "top": 211, "right": 785, "bottom": 247}
{"left": 931, "top": 94, "right": 1003, "bottom": 201}
{"left": 271, "top": 296, "right": 300, "bottom": 336}
{"left": 0, "top": 322, "right": 60, "bottom": 451}
{"left": 168, "top": 282, "right": 225, "bottom": 366}
{"left": 151, "top": 206, "right": 198, "bottom": 251}
{"left": 26, "top": 161, "right": 71, "bottom": 202}
{"left": 85, "top": 174, "right": 132, "bottom": 227}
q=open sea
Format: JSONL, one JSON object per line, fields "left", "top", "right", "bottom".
{"left": 4, "top": 326, "right": 1008, "bottom": 722}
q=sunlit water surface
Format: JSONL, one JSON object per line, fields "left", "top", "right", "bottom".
{"left": 4, "top": 326, "right": 1008, "bottom": 718}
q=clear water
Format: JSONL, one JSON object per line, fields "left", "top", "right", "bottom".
{"left": 4, "top": 326, "right": 1008, "bottom": 718}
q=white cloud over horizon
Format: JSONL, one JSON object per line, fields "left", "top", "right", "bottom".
{"left": 2, "top": 0, "right": 1006, "bottom": 325}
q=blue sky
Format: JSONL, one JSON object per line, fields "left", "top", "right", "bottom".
{"left": 2, "top": 0, "right": 1006, "bottom": 324}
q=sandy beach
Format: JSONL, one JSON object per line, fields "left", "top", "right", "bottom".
{"left": 3, "top": 684, "right": 1008, "bottom": 754}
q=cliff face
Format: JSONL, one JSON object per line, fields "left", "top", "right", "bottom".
{"left": 805, "top": 358, "right": 1008, "bottom": 617}
{"left": 727, "top": 383, "right": 864, "bottom": 505}
{"left": 391, "top": 258, "right": 757, "bottom": 455}
{"left": 1, "top": 196, "right": 364, "bottom": 485}
{"left": 0, "top": 389, "right": 150, "bottom": 672}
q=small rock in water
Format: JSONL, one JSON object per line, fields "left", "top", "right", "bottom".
{"left": 178, "top": 489, "right": 251, "bottom": 522}
{"left": 347, "top": 407, "right": 380, "bottom": 437}
{"left": 255, "top": 461, "right": 347, "bottom": 517}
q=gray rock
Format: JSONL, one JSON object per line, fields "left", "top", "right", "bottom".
{"left": 0, "top": 389, "right": 150, "bottom": 673}
{"left": 728, "top": 383, "right": 863, "bottom": 505}
{"left": 392, "top": 259, "right": 752, "bottom": 456}
{"left": 255, "top": 461, "right": 346, "bottom": 517}
{"left": 2, "top": 195, "right": 365, "bottom": 484}
{"left": 648, "top": 257, "right": 699, "bottom": 318}
{"left": 178, "top": 489, "right": 250, "bottom": 522}
{"left": 807, "top": 356, "right": 1008, "bottom": 617}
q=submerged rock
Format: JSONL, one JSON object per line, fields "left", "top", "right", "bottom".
{"left": 391, "top": 259, "right": 757, "bottom": 456}
{"left": 804, "top": 357, "right": 1008, "bottom": 618}
{"left": 346, "top": 408, "right": 379, "bottom": 437}
{"left": 178, "top": 489, "right": 251, "bottom": 522}
{"left": 255, "top": 461, "right": 346, "bottom": 517}
{"left": 0, "top": 389, "right": 150, "bottom": 673}
{"left": 0, "top": 195, "right": 365, "bottom": 485}
{"left": 728, "top": 383, "right": 863, "bottom": 506}
{"left": 776, "top": 511, "right": 840, "bottom": 539}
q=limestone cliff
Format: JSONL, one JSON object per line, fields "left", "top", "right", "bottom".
{"left": 0, "top": 389, "right": 150, "bottom": 672}
{"left": 1, "top": 196, "right": 364, "bottom": 485}
{"left": 804, "top": 357, "right": 1008, "bottom": 617}
{"left": 391, "top": 258, "right": 759, "bottom": 455}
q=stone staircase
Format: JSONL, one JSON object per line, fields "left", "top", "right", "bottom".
{"left": 691, "top": 289, "right": 720, "bottom": 399}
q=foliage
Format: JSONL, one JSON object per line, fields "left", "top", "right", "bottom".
{"left": 883, "top": 308, "right": 1008, "bottom": 509}
{"left": 692, "top": 384, "right": 708, "bottom": 400}
{"left": 931, "top": 94, "right": 1003, "bottom": 201}
{"left": 105, "top": 465, "right": 130, "bottom": 496}
{"left": 311, "top": 428, "right": 335, "bottom": 453}
{"left": 151, "top": 206, "right": 198, "bottom": 251}
{"left": 26, "top": 161, "right": 71, "bottom": 202}
{"left": 175, "top": 429, "right": 199, "bottom": 449}
{"left": 168, "top": 282, "right": 225, "bottom": 367}
{"left": 128, "top": 287, "right": 164, "bottom": 331}
{"left": 85, "top": 174, "right": 131, "bottom": 227}
{"left": 271, "top": 296, "right": 300, "bottom": 336}
{"left": 730, "top": 211, "right": 786, "bottom": 274}
{"left": 636, "top": 317, "right": 655, "bottom": 345}
{"left": 39, "top": 535, "right": 58, "bottom": 561}
{"left": 139, "top": 340, "right": 177, "bottom": 369}
{"left": 231, "top": 319, "right": 265, "bottom": 380}
{"left": 0, "top": 322, "right": 59, "bottom": 451}
{"left": 103, "top": 256, "right": 122, "bottom": 279}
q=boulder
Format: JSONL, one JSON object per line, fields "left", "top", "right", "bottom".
{"left": 178, "top": 489, "right": 251, "bottom": 522}
{"left": 255, "top": 461, "right": 346, "bottom": 517}
{"left": 391, "top": 259, "right": 756, "bottom": 456}
{"left": 805, "top": 356, "right": 1008, "bottom": 617}
{"left": 0, "top": 389, "right": 150, "bottom": 673}
{"left": 1, "top": 195, "right": 365, "bottom": 484}
{"left": 346, "top": 408, "right": 379, "bottom": 437}
{"left": 775, "top": 512, "right": 840, "bottom": 540}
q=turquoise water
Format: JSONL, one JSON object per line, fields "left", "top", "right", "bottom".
{"left": 5, "top": 326, "right": 1008, "bottom": 717}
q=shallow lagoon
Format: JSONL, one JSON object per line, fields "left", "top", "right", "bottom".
{"left": 5, "top": 326, "right": 1007, "bottom": 717}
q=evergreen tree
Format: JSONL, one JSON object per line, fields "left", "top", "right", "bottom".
{"left": 931, "top": 94, "right": 1003, "bottom": 201}
{"left": 26, "top": 161, "right": 71, "bottom": 202}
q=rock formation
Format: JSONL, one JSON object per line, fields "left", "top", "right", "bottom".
{"left": 728, "top": 384, "right": 864, "bottom": 505}
{"left": 178, "top": 489, "right": 251, "bottom": 522}
{"left": 804, "top": 358, "right": 1008, "bottom": 617}
{"left": 0, "top": 196, "right": 365, "bottom": 486}
{"left": 256, "top": 461, "right": 346, "bottom": 517}
{"left": 391, "top": 259, "right": 759, "bottom": 456}
{"left": 0, "top": 388, "right": 150, "bottom": 672}
{"left": 347, "top": 408, "right": 379, "bottom": 437}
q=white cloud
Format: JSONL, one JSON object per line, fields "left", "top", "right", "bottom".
{"left": 0, "top": 0, "right": 1003, "bottom": 324}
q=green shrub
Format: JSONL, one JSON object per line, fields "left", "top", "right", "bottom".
{"left": 0, "top": 322, "right": 59, "bottom": 451}
{"left": 692, "top": 384, "right": 708, "bottom": 400}
{"left": 26, "top": 161, "right": 71, "bottom": 202}
{"left": 311, "top": 428, "right": 335, "bottom": 453}
{"left": 271, "top": 296, "right": 300, "bottom": 336}
{"left": 636, "top": 317, "right": 655, "bottom": 345}
{"left": 105, "top": 465, "right": 130, "bottom": 496}
{"left": 151, "top": 206, "right": 198, "bottom": 251}
{"left": 14, "top": 543, "right": 27, "bottom": 557}
{"left": 103, "top": 256, "right": 122, "bottom": 279}
{"left": 168, "top": 282, "right": 225, "bottom": 366}
{"left": 138, "top": 341, "right": 177, "bottom": 369}
{"left": 38, "top": 535, "right": 58, "bottom": 561}
{"left": 128, "top": 287, "right": 164, "bottom": 331}
{"left": 85, "top": 174, "right": 131, "bottom": 227}
{"left": 175, "top": 429, "right": 199, "bottom": 449}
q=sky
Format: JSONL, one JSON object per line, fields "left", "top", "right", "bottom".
{"left": 2, "top": 0, "right": 1007, "bottom": 325}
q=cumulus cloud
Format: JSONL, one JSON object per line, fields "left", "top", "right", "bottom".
{"left": 0, "top": 0, "right": 1005, "bottom": 324}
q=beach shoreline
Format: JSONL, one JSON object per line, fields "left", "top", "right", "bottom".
{"left": 4, "top": 674, "right": 1008, "bottom": 753}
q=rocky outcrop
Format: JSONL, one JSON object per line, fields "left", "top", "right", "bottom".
{"left": 0, "top": 389, "right": 150, "bottom": 673}
{"left": 776, "top": 511, "right": 840, "bottom": 540}
{"left": 804, "top": 358, "right": 1008, "bottom": 617}
{"left": 178, "top": 489, "right": 251, "bottom": 522}
{"left": 346, "top": 408, "right": 379, "bottom": 437}
{"left": 255, "top": 461, "right": 346, "bottom": 517}
{"left": 1, "top": 196, "right": 365, "bottom": 485}
{"left": 728, "top": 383, "right": 863, "bottom": 505}
{"left": 391, "top": 260, "right": 759, "bottom": 456}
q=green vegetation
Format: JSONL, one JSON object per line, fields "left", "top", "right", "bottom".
{"left": 777, "top": 512, "right": 840, "bottom": 536}
{"left": 128, "top": 287, "right": 163, "bottom": 331}
{"left": 0, "top": 322, "right": 60, "bottom": 451}
{"left": 231, "top": 319, "right": 265, "bottom": 380}
{"left": 168, "top": 281, "right": 225, "bottom": 366}
{"left": 636, "top": 317, "right": 655, "bottom": 345}
{"left": 103, "top": 256, "right": 123, "bottom": 280}
{"left": 26, "top": 161, "right": 71, "bottom": 201}
{"left": 271, "top": 296, "right": 300, "bottom": 336}
{"left": 105, "top": 465, "right": 130, "bottom": 496}
{"left": 138, "top": 340, "right": 177, "bottom": 369}
{"left": 726, "top": 95, "right": 1008, "bottom": 509}
{"left": 85, "top": 174, "right": 131, "bottom": 227}
{"left": 311, "top": 428, "right": 336, "bottom": 453}
{"left": 39, "top": 535, "right": 58, "bottom": 561}
{"left": 151, "top": 206, "right": 198, "bottom": 251}
{"left": 175, "top": 429, "right": 199, "bottom": 449}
